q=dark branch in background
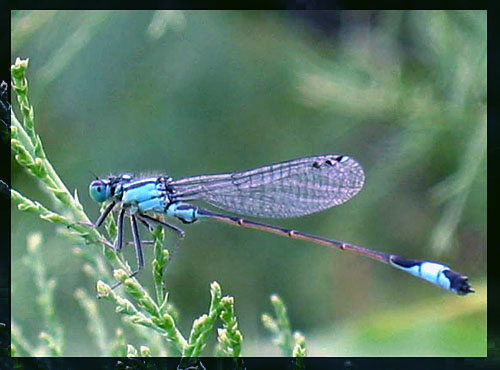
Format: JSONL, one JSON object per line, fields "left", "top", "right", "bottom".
{"left": 1, "top": 80, "right": 11, "bottom": 196}
{"left": 0, "top": 80, "right": 10, "bottom": 196}
{"left": 0, "top": 80, "right": 12, "bottom": 362}
{"left": 0, "top": 81, "right": 9, "bottom": 129}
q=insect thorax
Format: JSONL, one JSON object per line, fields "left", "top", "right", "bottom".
{"left": 119, "top": 175, "right": 174, "bottom": 214}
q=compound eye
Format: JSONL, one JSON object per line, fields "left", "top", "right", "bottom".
{"left": 89, "top": 180, "right": 109, "bottom": 203}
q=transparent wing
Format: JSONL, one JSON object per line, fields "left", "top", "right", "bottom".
{"left": 170, "top": 154, "right": 365, "bottom": 218}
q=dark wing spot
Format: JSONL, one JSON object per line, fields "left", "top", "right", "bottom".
{"left": 335, "top": 155, "right": 349, "bottom": 163}
{"left": 312, "top": 161, "right": 321, "bottom": 169}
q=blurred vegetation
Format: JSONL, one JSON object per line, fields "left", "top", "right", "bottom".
{"left": 11, "top": 10, "right": 486, "bottom": 356}
{"left": 10, "top": 56, "right": 250, "bottom": 358}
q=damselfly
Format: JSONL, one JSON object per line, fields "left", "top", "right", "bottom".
{"left": 88, "top": 154, "right": 473, "bottom": 295}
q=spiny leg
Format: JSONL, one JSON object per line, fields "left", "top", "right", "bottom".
{"left": 95, "top": 201, "right": 117, "bottom": 227}
{"left": 110, "top": 214, "right": 145, "bottom": 290}
{"left": 68, "top": 201, "right": 115, "bottom": 229}
{"left": 84, "top": 236, "right": 116, "bottom": 251}
{"left": 130, "top": 214, "right": 144, "bottom": 275}
{"left": 131, "top": 214, "right": 183, "bottom": 248}
{"left": 133, "top": 216, "right": 156, "bottom": 244}
{"left": 67, "top": 201, "right": 117, "bottom": 248}
{"left": 137, "top": 215, "right": 155, "bottom": 232}
{"left": 137, "top": 213, "right": 185, "bottom": 260}
{"left": 127, "top": 240, "right": 155, "bottom": 246}
{"left": 115, "top": 208, "right": 125, "bottom": 251}
{"left": 123, "top": 214, "right": 185, "bottom": 246}
{"left": 137, "top": 213, "right": 185, "bottom": 238}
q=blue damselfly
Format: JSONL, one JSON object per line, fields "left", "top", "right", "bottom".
{"left": 88, "top": 154, "right": 473, "bottom": 295}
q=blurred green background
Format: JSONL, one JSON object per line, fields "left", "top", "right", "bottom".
{"left": 11, "top": 10, "right": 486, "bottom": 356}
